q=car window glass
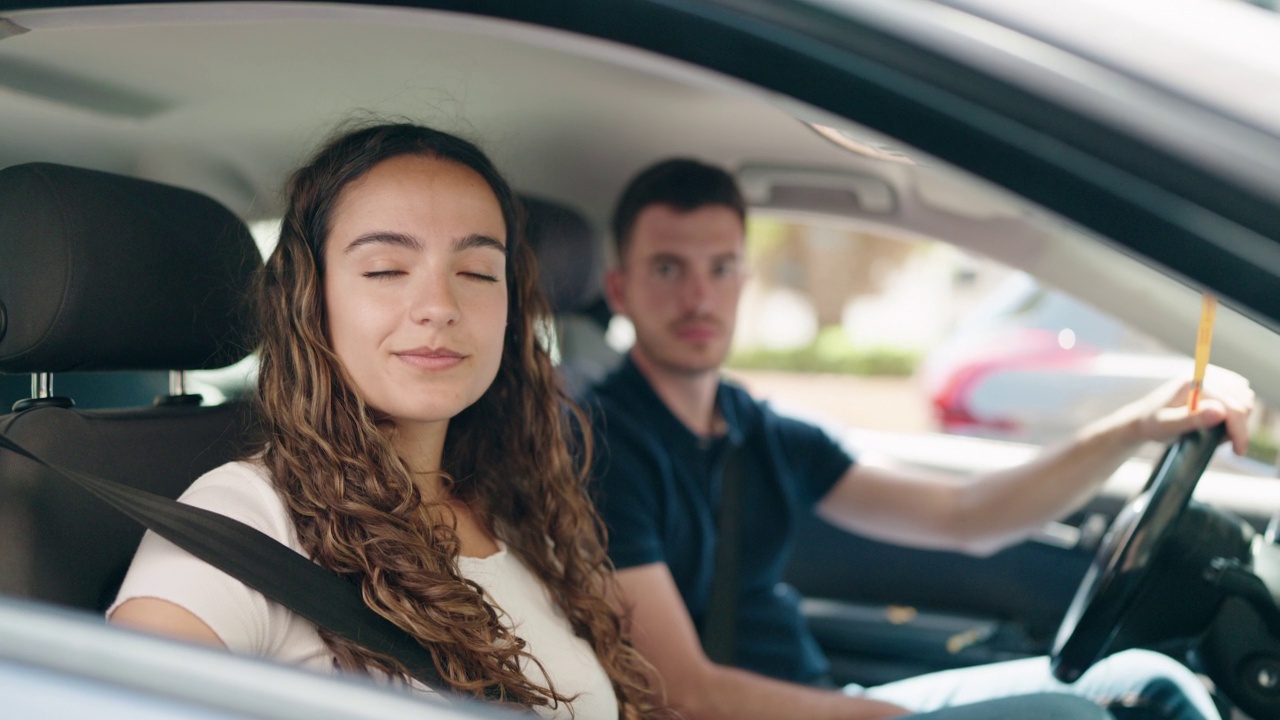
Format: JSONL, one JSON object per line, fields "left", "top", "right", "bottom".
{"left": 601, "top": 214, "right": 1280, "bottom": 476}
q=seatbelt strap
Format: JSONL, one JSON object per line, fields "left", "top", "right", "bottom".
{"left": 0, "top": 432, "right": 499, "bottom": 698}
{"left": 702, "top": 444, "right": 744, "bottom": 665}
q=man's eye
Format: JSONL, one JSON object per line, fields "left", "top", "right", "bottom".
{"left": 655, "top": 263, "right": 679, "bottom": 279}
{"left": 712, "top": 260, "right": 738, "bottom": 278}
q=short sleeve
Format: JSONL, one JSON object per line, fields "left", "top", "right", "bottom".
{"left": 589, "top": 409, "right": 668, "bottom": 570}
{"left": 107, "top": 462, "right": 299, "bottom": 655}
{"left": 773, "top": 412, "right": 856, "bottom": 507}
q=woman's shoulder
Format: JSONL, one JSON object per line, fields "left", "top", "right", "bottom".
{"left": 178, "top": 459, "right": 296, "bottom": 544}
{"left": 186, "top": 457, "right": 272, "bottom": 486}
{"left": 181, "top": 458, "right": 277, "bottom": 504}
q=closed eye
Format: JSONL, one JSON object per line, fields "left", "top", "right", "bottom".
{"left": 362, "top": 270, "right": 405, "bottom": 280}
{"left": 461, "top": 271, "right": 501, "bottom": 283}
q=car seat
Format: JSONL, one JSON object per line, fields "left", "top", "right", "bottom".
{"left": 0, "top": 162, "right": 261, "bottom": 612}
{"left": 522, "top": 195, "right": 621, "bottom": 398}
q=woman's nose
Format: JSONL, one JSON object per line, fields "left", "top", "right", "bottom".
{"left": 409, "top": 273, "right": 461, "bottom": 326}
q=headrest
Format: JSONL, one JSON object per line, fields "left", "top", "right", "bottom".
{"left": 522, "top": 195, "right": 603, "bottom": 314}
{"left": 0, "top": 163, "right": 260, "bottom": 373}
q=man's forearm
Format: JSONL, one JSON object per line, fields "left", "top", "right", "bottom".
{"left": 816, "top": 410, "right": 1147, "bottom": 555}
{"left": 950, "top": 410, "right": 1144, "bottom": 552}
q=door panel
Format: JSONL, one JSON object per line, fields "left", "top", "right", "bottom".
{"left": 786, "top": 514, "right": 1092, "bottom": 685}
{"left": 785, "top": 479, "right": 1279, "bottom": 686}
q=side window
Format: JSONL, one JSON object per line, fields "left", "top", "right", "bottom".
{"left": 722, "top": 215, "right": 1280, "bottom": 476}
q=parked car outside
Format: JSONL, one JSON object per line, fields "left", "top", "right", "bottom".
{"left": 920, "top": 272, "right": 1187, "bottom": 444}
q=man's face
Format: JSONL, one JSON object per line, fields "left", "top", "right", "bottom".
{"left": 606, "top": 203, "right": 746, "bottom": 377}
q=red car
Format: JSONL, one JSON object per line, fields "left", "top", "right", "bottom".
{"left": 921, "top": 274, "right": 1189, "bottom": 444}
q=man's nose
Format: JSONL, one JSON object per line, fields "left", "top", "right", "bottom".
{"left": 679, "top": 270, "right": 712, "bottom": 312}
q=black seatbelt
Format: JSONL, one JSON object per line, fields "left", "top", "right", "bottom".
{"left": 0, "top": 432, "right": 501, "bottom": 699}
{"left": 702, "top": 444, "right": 744, "bottom": 665}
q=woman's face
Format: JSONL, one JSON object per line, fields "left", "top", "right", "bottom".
{"left": 322, "top": 154, "right": 509, "bottom": 431}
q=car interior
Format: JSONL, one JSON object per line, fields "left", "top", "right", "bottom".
{"left": 0, "top": 147, "right": 1122, "bottom": 720}
{"left": 2, "top": 2, "right": 1280, "bottom": 719}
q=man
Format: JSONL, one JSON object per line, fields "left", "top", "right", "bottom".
{"left": 584, "top": 159, "right": 1254, "bottom": 720}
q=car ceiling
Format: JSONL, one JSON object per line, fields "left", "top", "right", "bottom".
{"left": 0, "top": 3, "right": 904, "bottom": 227}
{"left": 2, "top": 1, "right": 1280, "bottom": 406}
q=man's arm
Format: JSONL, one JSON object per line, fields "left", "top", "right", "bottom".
{"left": 817, "top": 372, "right": 1255, "bottom": 555}
{"left": 616, "top": 563, "right": 908, "bottom": 720}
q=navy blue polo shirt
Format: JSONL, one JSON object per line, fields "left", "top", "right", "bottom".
{"left": 585, "top": 356, "right": 855, "bottom": 682}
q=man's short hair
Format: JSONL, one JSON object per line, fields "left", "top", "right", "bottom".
{"left": 610, "top": 158, "right": 746, "bottom": 259}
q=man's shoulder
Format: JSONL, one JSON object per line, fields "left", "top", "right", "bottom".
{"left": 584, "top": 389, "right": 662, "bottom": 445}
{"left": 719, "top": 379, "right": 837, "bottom": 454}
{"left": 579, "top": 366, "right": 679, "bottom": 472}
{"left": 718, "top": 374, "right": 781, "bottom": 430}
{"left": 718, "top": 374, "right": 762, "bottom": 408}
{"left": 584, "top": 358, "right": 641, "bottom": 400}
{"left": 580, "top": 361, "right": 658, "bottom": 426}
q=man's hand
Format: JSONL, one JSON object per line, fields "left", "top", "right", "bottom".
{"left": 1110, "top": 366, "right": 1255, "bottom": 455}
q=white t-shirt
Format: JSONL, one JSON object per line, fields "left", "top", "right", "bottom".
{"left": 109, "top": 461, "right": 617, "bottom": 720}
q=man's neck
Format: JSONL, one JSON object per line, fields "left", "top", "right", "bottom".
{"left": 630, "top": 348, "right": 723, "bottom": 437}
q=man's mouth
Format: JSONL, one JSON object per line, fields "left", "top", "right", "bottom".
{"left": 673, "top": 320, "right": 720, "bottom": 343}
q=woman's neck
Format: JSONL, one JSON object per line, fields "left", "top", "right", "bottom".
{"left": 393, "top": 419, "right": 500, "bottom": 558}
{"left": 390, "top": 420, "right": 450, "bottom": 499}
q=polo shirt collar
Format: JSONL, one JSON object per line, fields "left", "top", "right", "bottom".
{"left": 614, "top": 353, "right": 746, "bottom": 449}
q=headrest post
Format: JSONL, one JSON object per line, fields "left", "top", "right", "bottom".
{"left": 32, "top": 372, "right": 52, "bottom": 399}
{"left": 155, "top": 369, "right": 202, "bottom": 407}
{"left": 169, "top": 370, "right": 186, "bottom": 397}
{"left": 13, "top": 372, "right": 74, "bottom": 411}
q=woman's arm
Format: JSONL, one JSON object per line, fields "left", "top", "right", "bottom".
{"left": 110, "top": 597, "right": 227, "bottom": 648}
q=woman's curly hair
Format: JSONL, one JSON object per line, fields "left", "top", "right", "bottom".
{"left": 252, "top": 122, "right": 666, "bottom": 716}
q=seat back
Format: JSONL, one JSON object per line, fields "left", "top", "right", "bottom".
{"left": 523, "top": 195, "right": 621, "bottom": 397}
{"left": 0, "top": 163, "right": 261, "bottom": 611}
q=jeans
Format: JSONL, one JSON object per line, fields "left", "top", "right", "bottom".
{"left": 844, "top": 650, "right": 1221, "bottom": 720}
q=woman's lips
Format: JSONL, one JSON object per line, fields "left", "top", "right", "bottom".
{"left": 395, "top": 347, "right": 466, "bottom": 370}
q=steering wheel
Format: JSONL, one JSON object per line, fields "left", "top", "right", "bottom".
{"left": 1050, "top": 423, "right": 1227, "bottom": 682}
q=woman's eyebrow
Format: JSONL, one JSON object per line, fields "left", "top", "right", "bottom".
{"left": 343, "top": 231, "right": 421, "bottom": 254}
{"left": 454, "top": 233, "right": 507, "bottom": 255}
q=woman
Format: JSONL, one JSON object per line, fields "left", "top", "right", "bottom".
{"left": 109, "top": 122, "right": 663, "bottom": 719}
